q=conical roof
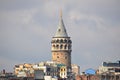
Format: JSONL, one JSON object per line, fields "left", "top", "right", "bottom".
{"left": 54, "top": 13, "right": 68, "bottom": 37}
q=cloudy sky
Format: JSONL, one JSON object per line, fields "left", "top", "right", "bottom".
{"left": 0, "top": 0, "right": 120, "bottom": 72}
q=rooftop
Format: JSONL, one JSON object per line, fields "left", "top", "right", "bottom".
{"left": 54, "top": 12, "right": 68, "bottom": 37}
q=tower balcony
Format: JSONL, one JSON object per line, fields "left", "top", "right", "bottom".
{"left": 51, "top": 49, "right": 72, "bottom": 52}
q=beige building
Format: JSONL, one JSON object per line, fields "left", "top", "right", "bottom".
{"left": 51, "top": 12, "right": 72, "bottom": 68}
{"left": 72, "top": 64, "right": 80, "bottom": 76}
{"left": 14, "top": 63, "right": 34, "bottom": 77}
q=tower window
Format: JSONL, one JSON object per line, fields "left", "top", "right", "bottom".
{"left": 60, "top": 39, "right": 63, "bottom": 43}
{"left": 58, "top": 29, "right": 61, "bottom": 32}
{"left": 64, "top": 39, "right": 67, "bottom": 42}
{"left": 61, "top": 69, "right": 63, "bottom": 71}
{"left": 64, "top": 73, "right": 66, "bottom": 75}
{"left": 65, "top": 56, "right": 67, "bottom": 59}
{"left": 64, "top": 45, "right": 67, "bottom": 49}
{"left": 68, "top": 40, "right": 72, "bottom": 43}
{"left": 60, "top": 45, "right": 63, "bottom": 49}
{"left": 68, "top": 45, "right": 71, "bottom": 49}
{"left": 56, "top": 45, "right": 59, "bottom": 49}
{"left": 56, "top": 39, "right": 59, "bottom": 43}
{"left": 53, "top": 45, "right": 55, "bottom": 48}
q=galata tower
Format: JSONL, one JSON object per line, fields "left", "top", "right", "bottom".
{"left": 51, "top": 12, "right": 72, "bottom": 68}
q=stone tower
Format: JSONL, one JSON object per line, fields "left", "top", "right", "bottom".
{"left": 51, "top": 12, "right": 72, "bottom": 68}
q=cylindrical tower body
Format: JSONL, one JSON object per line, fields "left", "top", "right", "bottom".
{"left": 51, "top": 37, "right": 72, "bottom": 67}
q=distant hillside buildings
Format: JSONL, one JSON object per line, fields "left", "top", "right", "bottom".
{"left": 13, "top": 60, "right": 120, "bottom": 80}
{"left": 14, "top": 61, "right": 80, "bottom": 80}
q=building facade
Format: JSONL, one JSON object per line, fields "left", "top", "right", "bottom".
{"left": 51, "top": 12, "right": 72, "bottom": 68}
{"left": 72, "top": 64, "right": 80, "bottom": 76}
{"left": 98, "top": 60, "right": 120, "bottom": 75}
{"left": 14, "top": 63, "right": 34, "bottom": 77}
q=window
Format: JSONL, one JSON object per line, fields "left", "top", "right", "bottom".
{"left": 57, "top": 56, "right": 59, "bottom": 58}
{"left": 68, "top": 40, "right": 72, "bottom": 43}
{"left": 58, "top": 29, "right": 61, "bottom": 32}
{"left": 68, "top": 45, "right": 71, "bottom": 49}
{"left": 65, "top": 56, "right": 67, "bottom": 59}
{"left": 56, "top": 45, "right": 59, "bottom": 49}
{"left": 64, "top": 45, "right": 67, "bottom": 49}
{"left": 56, "top": 39, "right": 59, "bottom": 42}
{"left": 64, "top": 39, "right": 67, "bottom": 42}
{"left": 60, "top": 45, "right": 63, "bottom": 49}
{"left": 60, "top": 39, "right": 63, "bottom": 43}
{"left": 53, "top": 45, "right": 55, "bottom": 48}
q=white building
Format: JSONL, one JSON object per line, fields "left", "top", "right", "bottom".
{"left": 33, "top": 61, "right": 58, "bottom": 77}
{"left": 99, "top": 60, "right": 120, "bottom": 75}
{"left": 71, "top": 64, "right": 80, "bottom": 76}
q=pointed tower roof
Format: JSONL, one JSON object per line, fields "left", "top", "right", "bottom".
{"left": 54, "top": 11, "right": 68, "bottom": 37}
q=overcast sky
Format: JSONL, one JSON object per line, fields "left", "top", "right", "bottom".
{"left": 0, "top": 0, "right": 120, "bottom": 73}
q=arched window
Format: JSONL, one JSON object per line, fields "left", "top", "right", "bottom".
{"left": 57, "top": 56, "right": 59, "bottom": 58}
{"left": 58, "top": 29, "right": 61, "bottom": 32}
{"left": 68, "top": 45, "right": 71, "bottom": 49}
{"left": 68, "top": 40, "right": 72, "bottom": 43}
{"left": 64, "top": 45, "right": 67, "bottom": 49}
{"left": 61, "top": 69, "right": 63, "bottom": 71}
{"left": 60, "top": 45, "right": 63, "bottom": 49}
{"left": 60, "top": 39, "right": 63, "bottom": 43}
{"left": 65, "top": 56, "right": 67, "bottom": 59}
{"left": 56, "top": 45, "right": 59, "bottom": 49}
{"left": 53, "top": 45, "right": 55, "bottom": 48}
{"left": 56, "top": 39, "right": 59, "bottom": 43}
{"left": 64, "top": 39, "right": 67, "bottom": 42}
